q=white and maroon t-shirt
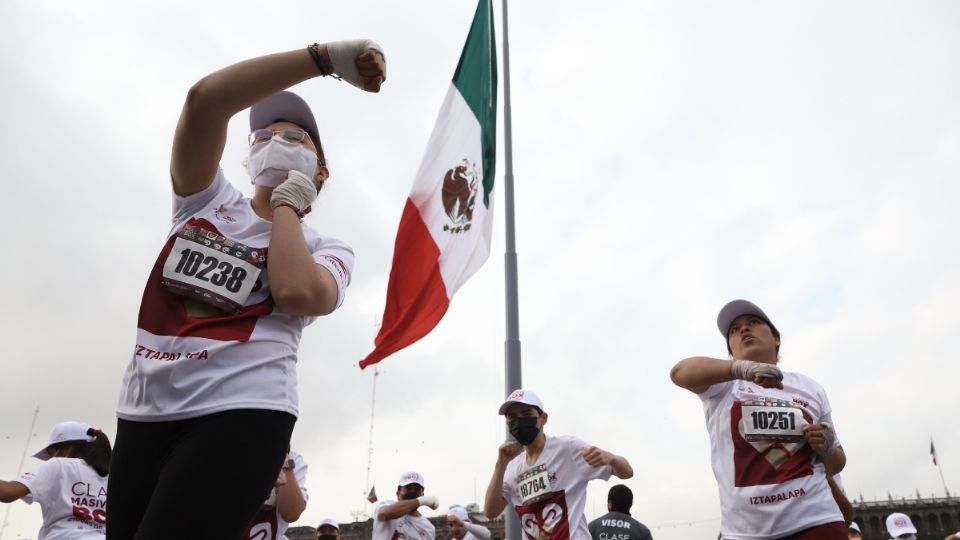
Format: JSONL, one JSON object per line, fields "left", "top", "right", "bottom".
{"left": 117, "top": 170, "right": 354, "bottom": 421}
{"left": 373, "top": 500, "right": 436, "bottom": 540}
{"left": 243, "top": 451, "right": 309, "bottom": 540}
{"left": 17, "top": 458, "right": 107, "bottom": 539}
{"left": 502, "top": 435, "right": 612, "bottom": 540}
{"left": 699, "top": 371, "right": 843, "bottom": 539}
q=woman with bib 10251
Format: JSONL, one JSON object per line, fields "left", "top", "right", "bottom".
{"left": 108, "top": 40, "right": 386, "bottom": 540}
{"left": 670, "top": 300, "right": 847, "bottom": 540}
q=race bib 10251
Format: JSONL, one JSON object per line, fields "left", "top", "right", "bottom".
{"left": 161, "top": 225, "right": 265, "bottom": 313}
{"left": 740, "top": 399, "right": 806, "bottom": 443}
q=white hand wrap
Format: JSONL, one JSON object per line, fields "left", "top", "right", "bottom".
{"left": 270, "top": 170, "right": 318, "bottom": 213}
{"left": 730, "top": 359, "right": 783, "bottom": 383}
{"left": 326, "top": 39, "right": 384, "bottom": 89}
{"left": 816, "top": 423, "right": 837, "bottom": 458}
{"left": 417, "top": 495, "right": 439, "bottom": 510}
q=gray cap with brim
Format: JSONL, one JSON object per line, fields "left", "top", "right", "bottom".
{"left": 249, "top": 91, "right": 321, "bottom": 150}
{"left": 716, "top": 299, "right": 776, "bottom": 337}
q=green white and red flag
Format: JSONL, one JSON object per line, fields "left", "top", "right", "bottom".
{"left": 360, "top": 0, "right": 497, "bottom": 369}
{"left": 931, "top": 438, "right": 938, "bottom": 466}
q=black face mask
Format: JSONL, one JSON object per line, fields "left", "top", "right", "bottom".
{"left": 508, "top": 416, "right": 540, "bottom": 446}
{"left": 318, "top": 536, "right": 338, "bottom": 540}
{"left": 400, "top": 490, "right": 421, "bottom": 501}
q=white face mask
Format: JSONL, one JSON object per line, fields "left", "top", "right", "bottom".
{"left": 244, "top": 137, "right": 319, "bottom": 188}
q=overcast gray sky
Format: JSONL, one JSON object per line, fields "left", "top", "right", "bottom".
{"left": 1, "top": 1, "right": 959, "bottom": 539}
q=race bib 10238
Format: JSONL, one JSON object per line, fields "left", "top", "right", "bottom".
{"left": 161, "top": 225, "right": 265, "bottom": 313}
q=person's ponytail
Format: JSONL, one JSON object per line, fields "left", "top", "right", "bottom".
{"left": 79, "top": 428, "right": 112, "bottom": 477}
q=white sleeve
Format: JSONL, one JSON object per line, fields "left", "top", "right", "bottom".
{"left": 501, "top": 459, "right": 517, "bottom": 506}
{"left": 698, "top": 380, "right": 734, "bottom": 401}
{"left": 172, "top": 168, "right": 237, "bottom": 223}
{"left": 464, "top": 522, "right": 492, "bottom": 540}
{"left": 16, "top": 461, "right": 59, "bottom": 505}
{"left": 311, "top": 238, "right": 355, "bottom": 310}
{"left": 568, "top": 436, "right": 613, "bottom": 481}
{"left": 292, "top": 451, "right": 309, "bottom": 503}
{"left": 373, "top": 500, "right": 395, "bottom": 522}
{"left": 817, "top": 383, "right": 842, "bottom": 451}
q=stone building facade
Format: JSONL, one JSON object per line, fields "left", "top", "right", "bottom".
{"left": 851, "top": 495, "right": 959, "bottom": 540}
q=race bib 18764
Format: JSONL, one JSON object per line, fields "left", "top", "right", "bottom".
{"left": 740, "top": 398, "right": 806, "bottom": 443}
{"left": 516, "top": 464, "right": 553, "bottom": 505}
{"left": 161, "top": 225, "right": 265, "bottom": 313}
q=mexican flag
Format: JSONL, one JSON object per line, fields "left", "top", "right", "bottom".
{"left": 931, "top": 438, "right": 937, "bottom": 466}
{"left": 360, "top": 0, "right": 497, "bottom": 369}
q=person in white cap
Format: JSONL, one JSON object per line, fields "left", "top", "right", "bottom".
{"left": 108, "top": 38, "right": 386, "bottom": 540}
{"left": 670, "top": 299, "right": 847, "bottom": 539}
{"left": 885, "top": 512, "right": 918, "bottom": 539}
{"left": 316, "top": 518, "right": 340, "bottom": 540}
{"left": 484, "top": 389, "right": 634, "bottom": 540}
{"left": 242, "top": 449, "right": 309, "bottom": 540}
{"left": 373, "top": 471, "right": 439, "bottom": 540}
{"left": 0, "top": 421, "right": 111, "bottom": 539}
{"left": 847, "top": 521, "right": 862, "bottom": 539}
{"left": 447, "top": 506, "right": 491, "bottom": 540}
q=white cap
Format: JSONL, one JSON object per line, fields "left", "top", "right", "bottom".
{"left": 848, "top": 521, "right": 861, "bottom": 533}
{"left": 886, "top": 512, "right": 917, "bottom": 537}
{"left": 448, "top": 506, "right": 470, "bottom": 522}
{"left": 33, "top": 421, "right": 97, "bottom": 460}
{"left": 318, "top": 518, "right": 339, "bottom": 530}
{"left": 498, "top": 389, "right": 544, "bottom": 415}
{"left": 398, "top": 471, "right": 425, "bottom": 487}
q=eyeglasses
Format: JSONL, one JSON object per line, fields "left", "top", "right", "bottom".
{"left": 248, "top": 127, "right": 310, "bottom": 146}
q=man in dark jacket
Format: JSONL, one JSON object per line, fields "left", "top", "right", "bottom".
{"left": 588, "top": 485, "right": 652, "bottom": 540}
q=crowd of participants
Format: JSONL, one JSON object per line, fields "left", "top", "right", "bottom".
{"left": 0, "top": 34, "right": 956, "bottom": 540}
{"left": 4, "top": 385, "right": 958, "bottom": 540}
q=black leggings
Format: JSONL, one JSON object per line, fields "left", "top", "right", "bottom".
{"left": 106, "top": 409, "right": 296, "bottom": 540}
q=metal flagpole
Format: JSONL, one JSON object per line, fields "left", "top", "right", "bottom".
{"left": 364, "top": 367, "right": 379, "bottom": 509}
{"left": 937, "top": 459, "right": 951, "bottom": 498}
{"left": 0, "top": 405, "right": 39, "bottom": 540}
{"left": 933, "top": 437, "right": 951, "bottom": 498}
{"left": 501, "top": 0, "right": 522, "bottom": 539}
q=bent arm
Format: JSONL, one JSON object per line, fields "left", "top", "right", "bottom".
{"left": 609, "top": 454, "right": 634, "bottom": 480}
{"left": 464, "top": 522, "right": 492, "bottom": 540}
{"left": 823, "top": 446, "right": 846, "bottom": 477}
{"left": 171, "top": 47, "right": 328, "bottom": 196}
{"left": 276, "top": 468, "right": 307, "bottom": 523}
{"left": 376, "top": 499, "right": 421, "bottom": 521}
{"left": 827, "top": 475, "right": 854, "bottom": 525}
{"left": 0, "top": 480, "right": 28, "bottom": 503}
{"left": 670, "top": 356, "right": 734, "bottom": 394}
{"left": 267, "top": 208, "right": 340, "bottom": 316}
{"left": 483, "top": 461, "right": 510, "bottom": 519}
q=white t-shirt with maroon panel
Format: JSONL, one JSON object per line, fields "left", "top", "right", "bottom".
{"left": 502, "top": 435, "right": 613, "bottom": 540}
{"left": 243, "top": 450, "right": 309, "bottom": 540}
{"left": 699, "top": 371, "right": 843, "bottom": 539}
{"left": 117, "top": 170, "right": 354, "bottom": 421}
{"left": 17, "top": 457, "right": 107, "bottom": 539}
{"left": 372, "top": 500, "right": 436, "bottom": 540}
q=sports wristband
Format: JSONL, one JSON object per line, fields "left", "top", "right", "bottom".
{"left": 273, "top": 203, "right": 304, "bottom": 219}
